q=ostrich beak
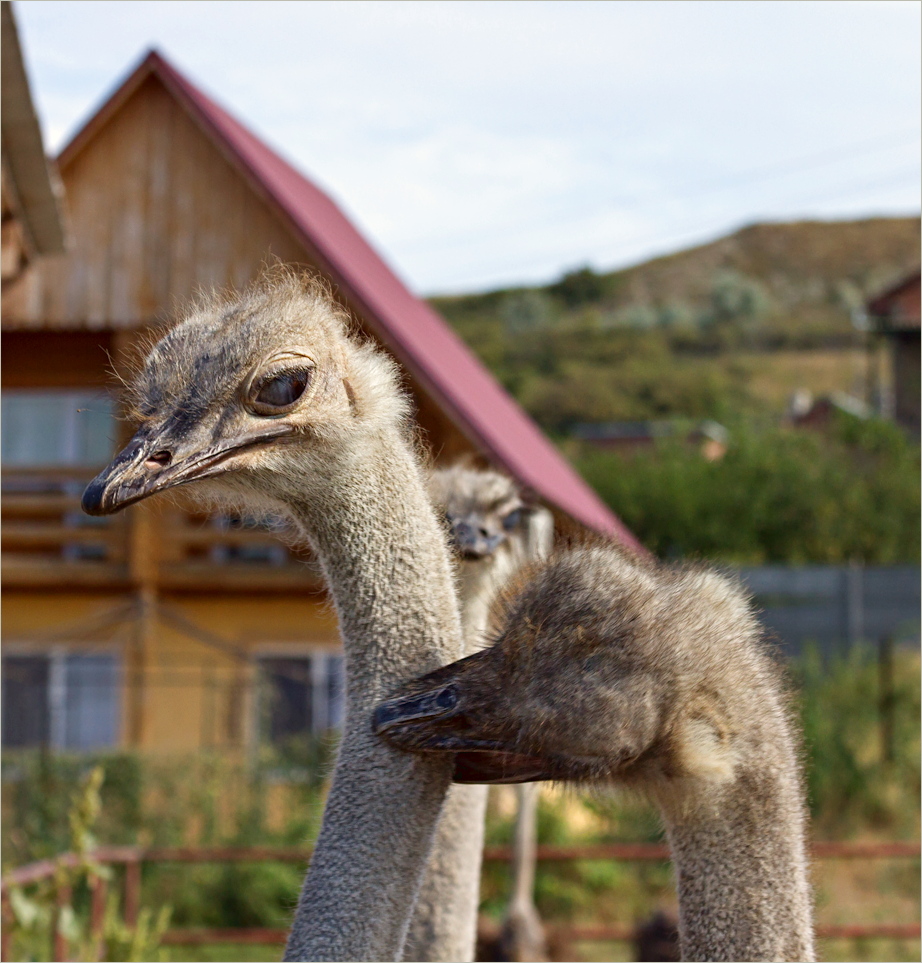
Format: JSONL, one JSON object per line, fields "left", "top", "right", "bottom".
{"left": 373, "top": 652, "right": 553, "bottom": 784}
{"left": 448, "top": 517, "right": 506, "bottom": 560}
{"left": 82, "top": 421, "right": 295, "bottom": 516}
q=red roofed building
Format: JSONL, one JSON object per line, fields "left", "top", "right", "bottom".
{"left": 867, "top": 269, "right": 920, "bottom": 434}
{"left": 1, "top": 50, "right": 636, "bottom": 756}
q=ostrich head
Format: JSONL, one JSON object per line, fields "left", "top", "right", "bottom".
{"left": 375, "top": 546, "right": 767, "bottom": 788}
{"left": 82, "top": 272, "right": 406, "bottom": 518}
{"left": 428, "top": 465, "right": 536, "bottom": 562}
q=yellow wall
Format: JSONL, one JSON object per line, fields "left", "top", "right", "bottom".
{"left": 3, "top": 591, "right": 341, "bottom": 754}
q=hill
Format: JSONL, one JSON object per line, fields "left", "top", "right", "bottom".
{"left": 431, "top": 216, "right": 920, "bottom": 350}
{"left": 424, "top": 217, "right": 919, "bottom": 434}
{"left": 586, "top": 216, "right": 920, "bottom": 310}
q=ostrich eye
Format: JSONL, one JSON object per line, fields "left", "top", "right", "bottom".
{"left": 249, "top": 368, "right": 311, "bottom": 415}
{"left": 502, "top": 509, "right": 522, "bottom": 531}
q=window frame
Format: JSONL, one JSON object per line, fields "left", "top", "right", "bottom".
{"left": 252, "top": 646, "right": 344, "bottom": 751}
{"left": 1, "top": 645, "right": 123, "bottom": 752}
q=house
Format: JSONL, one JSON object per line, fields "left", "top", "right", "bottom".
{"left": 786, "top": 390, "right": 870, "bottom": 430}
{"left": 1, "top": 48, "right": 638, "bottom": 758}
{"left": 867, "top": 269, "right": 921, "bottom": 435}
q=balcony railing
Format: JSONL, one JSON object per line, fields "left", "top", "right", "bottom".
{"left": 2, "top": 467, "right": 127, "bottom": 587}
{"left": 2, "top": 468, "right": 322, "bottom": 592}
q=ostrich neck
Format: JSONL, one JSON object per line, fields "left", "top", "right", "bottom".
{"left": 662, "top": 753, "right": 814, "bottom": 962}
{"left": 509, "top": 783, "right": 540, "bottom": 910}
{"left": 400, "top": 545, "right": 508, "bottom": 959}
{"left": 457, "top": 552, "right": 517, "bottom": 649}
{"left": 282, "top": 429, "right": 462, "bottom": 963}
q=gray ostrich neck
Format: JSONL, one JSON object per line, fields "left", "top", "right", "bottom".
{"left": 283, "top": 430, "right": 462, "bottom": 962}
{"left": 663, "top": 759, "right": 814, "bottom": 962}
{"left": 400, "top": 544, "right": 511, "bottom": 959}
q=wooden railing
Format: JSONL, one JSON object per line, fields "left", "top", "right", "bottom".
{"left": 1, "top": 468, "right": 321, "bottom": 592}
{"left": 2, "top": 841, "right": 918, "bottom": 961}
{"left": 1, "top": 467, "right": 129, "bottom": 588}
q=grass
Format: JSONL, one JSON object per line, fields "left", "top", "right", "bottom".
{"left": 726, "top": 347, "right": 873, "bottom": 410}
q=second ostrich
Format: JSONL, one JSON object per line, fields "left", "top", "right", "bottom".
{"left": 376, "top": 545, "right": 815, "bottom": 962}
{"left": 403, "top": 465, "right": 552, "bottom": 962}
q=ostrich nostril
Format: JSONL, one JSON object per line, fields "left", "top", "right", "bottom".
{"left": 144, "top": 450, "right": 172, "bottom": 471}
{"left": 478, "top": 528, "right": 489, "bottom": 539}
{"left": 435, "top": 686, "right": 458, "bottom": 711}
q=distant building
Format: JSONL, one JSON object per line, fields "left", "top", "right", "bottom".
{"left": 867, "top": 269, "right": 920, "bottom": 435}
{"left": 572, "top": 419, "right": 728, "bottom": 461}
{"left": 786, "top": 390, "right": 870, "bottom": 430}
{"left": 1, "top": 48, "right": 638, "bottom": 758}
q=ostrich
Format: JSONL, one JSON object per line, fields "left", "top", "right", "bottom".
{"left": 375, "top": 544, "right": 815, "bottom": 962}
{"left": 403, "top": 465, "right": 552, "bottom": 962}
{"left": 82, "top": 272, "right": 464, "bottom": 962}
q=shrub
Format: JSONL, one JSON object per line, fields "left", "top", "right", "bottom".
{"left": 575, "top": 418, "right": 920, "bottom": 564}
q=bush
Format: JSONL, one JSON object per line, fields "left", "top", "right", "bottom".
{"left": 795, "top": 645, "right": 920, "bottom": 837}
{"left": 575, "top": 417, "right": 920, "bottom": 564}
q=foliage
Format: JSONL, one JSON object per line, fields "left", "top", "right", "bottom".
{"left": 1, "top": 746, "right": 337, "bottom": 960}
{"left": 4, "top": 766, "right": 171, "bottom": 962}
{"left": 547, "top": 266, "right": 613, "bottom": 308}
{"left": 795, "top": 645, "right": 920, "bottom": 838}
{"left": 2, "top": 740, "right": 335, "bottom": 865}
{"left": 575, "top": 416, "right": 920, "bottom": 564}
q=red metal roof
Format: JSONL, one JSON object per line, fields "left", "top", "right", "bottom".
{"left": 60, "top": 50, "right": 640, "bottom": 548}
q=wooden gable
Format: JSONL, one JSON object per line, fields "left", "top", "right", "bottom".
{"left": 3, "top": 72, "right": 309, "bottom": 328}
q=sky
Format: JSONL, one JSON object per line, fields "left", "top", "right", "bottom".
{"left": 13, "top": 0, "right": 922, "bottom": 295}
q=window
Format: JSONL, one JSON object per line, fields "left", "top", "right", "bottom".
{"left": 257, "top": 653, "right": 344, "bottom": 748}
{"left": 1, "top": 390, "right": 117, "bottom": 467}
{"left": 2, "top": 391, "right": 119, "bottom": 561}
{"left": 1, "top": 652, "right": 121, "bottom": 751}
{"left": 1, "top": 657, "right": 49, "bottom": 747}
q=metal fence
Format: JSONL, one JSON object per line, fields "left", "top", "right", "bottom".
{"left": 733, "top": 564, "right": 920, "bottom": 657}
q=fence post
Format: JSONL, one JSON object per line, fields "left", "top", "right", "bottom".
{"left": 53, "top": 882, "right": 71, "bottom": 963}
{"left": 845, "top": 560, "right": 863, "bottom": 647}
{"left": 124, "top": 858, "right": 141, "bottom": 927}
{"left": 89, "top": 872, "right": 108, "bottom": 959}
{"left": 879, "top": 633, "right": 895, "bottom": 764}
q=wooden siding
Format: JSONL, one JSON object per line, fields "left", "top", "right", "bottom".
{"left": 1, "top": 331, "right": 115, "bottom": 387}
{"left": 3, "top": 591, "right": 340, "bottom": 752}
{"left": 2, "top": 74, "right": 308, "bottom": 328}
